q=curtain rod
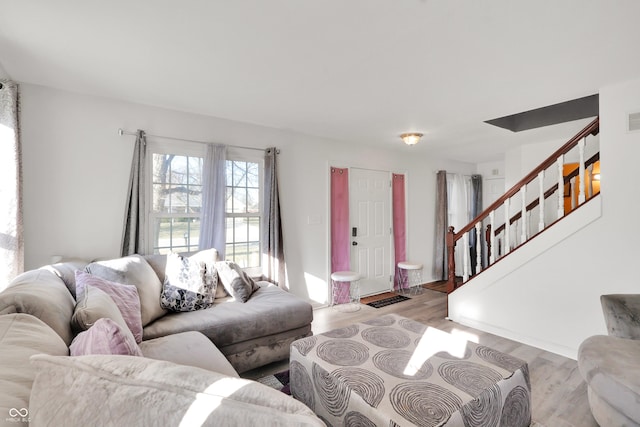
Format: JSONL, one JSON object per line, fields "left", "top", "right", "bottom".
{"left": 118, "top": 128, "right": 270, "bottom": 153}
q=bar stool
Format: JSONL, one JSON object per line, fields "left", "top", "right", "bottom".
{"left": 331, "top": 271, "right": 362, "bottom": 312}
{"left": 397, "top": 262, "right": 424, "bottom": 295}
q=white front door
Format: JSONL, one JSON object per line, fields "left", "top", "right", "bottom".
{"left": 349, "top": 168, "right": 392, "bottom": 297}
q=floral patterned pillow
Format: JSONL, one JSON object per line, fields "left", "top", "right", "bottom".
{"left": 160, "top": 253, "right": 218, "bottom": 312}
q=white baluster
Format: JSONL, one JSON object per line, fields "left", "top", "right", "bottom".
{"left": 520, "top": 186, "right": 527, "bottom": 244}
{"left": 489, "top": 211, "right": 496, "bottom": 264}
{"left": 538, "top": 170, "right": 545, "bottom": 232}
{"left": 587, "top": 163, "right": 593, "bottom": 198}
{"left": 578, "top": 137, "right": 586, "bottom": 204}
{"left": 504, "top": 198, "right": 511, "bottom": 254}
{"left": 557, "top": 155, "right": 564, "bottom": 219}
{"left": 570, "top": 177, "right": 577, "bottom": 210}
{"left": 463, "top": 232, "right": 469, "bottom": 282}
{"left": 475, "top": 222, "right": 482, "bottom": 273}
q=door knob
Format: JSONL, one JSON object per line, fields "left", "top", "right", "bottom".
{"left": 352, "top": 241, "right": 358, "bottom": 246}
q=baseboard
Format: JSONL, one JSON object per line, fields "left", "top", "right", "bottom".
{"left": 456, "top": 316, "right": 578, "bottom": 360}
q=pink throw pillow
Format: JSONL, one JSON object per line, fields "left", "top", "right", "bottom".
{"left": 75, "top": 270, "right": 143, "bottom": 343}
{"left": 70, "top": 318, "right": 143, "bottom": 356}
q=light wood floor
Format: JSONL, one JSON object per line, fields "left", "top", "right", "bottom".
{"left": 243, "top": 288, "right": 598, "bottom": 427}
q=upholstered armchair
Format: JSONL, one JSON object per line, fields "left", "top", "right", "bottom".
{"left": 578, "top": 294, "right": 640, "bottom": 426}
{"left": 600, "top": 294, "right": 640, "bottom": 340}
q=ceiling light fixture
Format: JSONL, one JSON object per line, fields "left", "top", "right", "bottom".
{"left": 400, "top": 132, "right": 423, "bottom": 146}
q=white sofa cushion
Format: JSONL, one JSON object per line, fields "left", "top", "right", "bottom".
{"left": 29, "top": 354, "right": 325, "bottom": 427}
{"left": 0, "top": 270, "right": 76, "bottom": 345}
{"left": 139, "top": 331, "right": 238, "bottom": 377}
{"left": 0, "top": 314, "right": 68, "bottom": 423}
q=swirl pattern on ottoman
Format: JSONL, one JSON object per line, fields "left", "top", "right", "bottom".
{"left": 334, "top": 367, "right": 385, "bottom": 407}
{"left": 323, "top": 324, "right": 359, "bottom": 338}
{"left": 344, "top": 411, "right": 377, "bottom": 427}
{"left": 291, "top": 336, "right": 317, "bottom": 356}
{"left": 389, "top": 382, "right": 463, "bottom": 427}
{"left": 316, "top": 339, "right": 369, "bottom": 366}
{"left": 362, "top": 327, "right": 411, "bottom": 349}
{"left": 476, "top": 346, "right": 524, "bottom": 371}
{"left": 398, "top": 318, "right": 427, "bottom": 334}
{"left": 433, "top": 347, "right": 473, "bottom": 360}
{"left": 290, "top": 360, "right": 315, "bottom": 410}
{"left": 312, "top": 362, "right": 350, "bottom": 416}
{"left": 500, "top": 386, "right": 531, "bottom": 426}
{"left": 363, "top": 315, "right": 396, "bottom": 326}
{"left": 438, "top": 361, "right": 503, "bottom": 397}
{"left": 460, "top": 383, "right": 502, "bottom": 427}
{"left": 372, "top": 349, "right": 433, "bottom": 380}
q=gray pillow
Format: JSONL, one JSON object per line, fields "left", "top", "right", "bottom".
{"left": 84, "top": 255, "right": 166, "bottom": 326}
{"left": 214, "top": 261, "right": 259, "bottom": 303}
{"left": 160, "top": 253, "right": 217, "bottom": 312}
{"left": 40, "top": 259, "right": 89, "bottom": 298}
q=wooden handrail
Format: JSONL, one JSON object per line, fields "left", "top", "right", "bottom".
{"left": 452, "top": 117, "right": 599, "bottom": 241}
{"left": 493, "top": 152, "right": 600, "bottom": 234}
{"left": 446, "top": 116, "right": 599, "bottom": 294}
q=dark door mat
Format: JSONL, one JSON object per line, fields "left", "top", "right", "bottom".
{"left": 365, "top": 294, "right": 410, "bottom": 308}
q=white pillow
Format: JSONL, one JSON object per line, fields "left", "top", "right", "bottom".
{"left": 160, "top": 253, "right": 217, "bottom": 312}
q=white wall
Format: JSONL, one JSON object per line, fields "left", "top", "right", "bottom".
{"left": 476, "top": 160, "right": 505, "bottom": 211}
{"left": 504, "top": 138, "right": 567, "bottom": 190}
{"left": 449, "top": 76, "right": 640, "bottom": 359}
{"left": 0, "top": 61, "right": 9, "bottom": 79}
{"left": 19, "top": 84, "right": 474, "bottom": 305}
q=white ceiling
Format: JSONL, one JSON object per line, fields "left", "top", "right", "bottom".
{"left": 1, "top": 1, "right": 639, "bottom": 163}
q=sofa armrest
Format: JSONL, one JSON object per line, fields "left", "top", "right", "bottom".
{"left": 601, "top": 294, "right": 640, "bottom": 339}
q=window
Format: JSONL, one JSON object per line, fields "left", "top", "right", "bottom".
{"left": 147, "top": 143, "right": 263, "bottom": 268}
{"left": 225, "top": 159, "right": 262, "bottom": 268}
{"left": 150, "top": 152, "right": 203, "bottom": 254}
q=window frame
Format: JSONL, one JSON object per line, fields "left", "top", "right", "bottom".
{"left": 224, "top": 147, "right": 264, "bottom": 276}
{"left": 145, "top": 142, "right": 264, "bottom": 275}
{"left": 146, "top": 141, "right": 206, "bottom": 255}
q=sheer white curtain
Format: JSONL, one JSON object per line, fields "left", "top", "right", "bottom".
{"left": 447, "top": 173, "right": 471, "bottom": 276}
{"left": 199, "top": 144, "right": 227, "bottom": 256}
{"left": 0, "top": 80, "right": 23, "bottom": 288}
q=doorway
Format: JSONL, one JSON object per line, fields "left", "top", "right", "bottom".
{"left": 349, "top": 168, "right": 393, "bottom": 297}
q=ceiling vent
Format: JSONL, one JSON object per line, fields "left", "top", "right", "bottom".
{"left": 629, "top": 112, "right": 640, "bottom": 132}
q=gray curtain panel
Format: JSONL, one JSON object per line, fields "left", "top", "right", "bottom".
{"left": 434, "top": 171, "right": 448, "bottom": 281}
{"left": 0, "top": 79, "right": 24, "bottom": 286}
{"left": 469, "top": 174, "right": 483, "bottom": 273}
{"left": 262, "top": 147, "right": 286, "bottom": 289}
{"left": 121, "top": 130, "right": 147, "bottom": 256}
{"left": 199, "top": 144, "right": 227, "bottom": 256}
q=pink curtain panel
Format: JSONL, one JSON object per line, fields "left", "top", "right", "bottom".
{"left": 392, "top": 174, "right": 407, "bottom": 289}
{"left": 330, "top": 167, "right": 350, "bottom": 303}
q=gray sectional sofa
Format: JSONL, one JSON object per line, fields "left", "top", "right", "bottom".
{"left": 0, "top": 251, "right": 319, "bottom": 426}
{"left": 578, "top": 294, "right": 640, "bottom": 426}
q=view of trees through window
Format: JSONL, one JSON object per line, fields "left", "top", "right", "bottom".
{"left": 150, "top": 153, "right": 261, "bottom": 269}
{"left": 225, "top": 160, "right": 260, "bottom": 268}
{"left": 151, "top": 154, "right": 202, "bottom": 254}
